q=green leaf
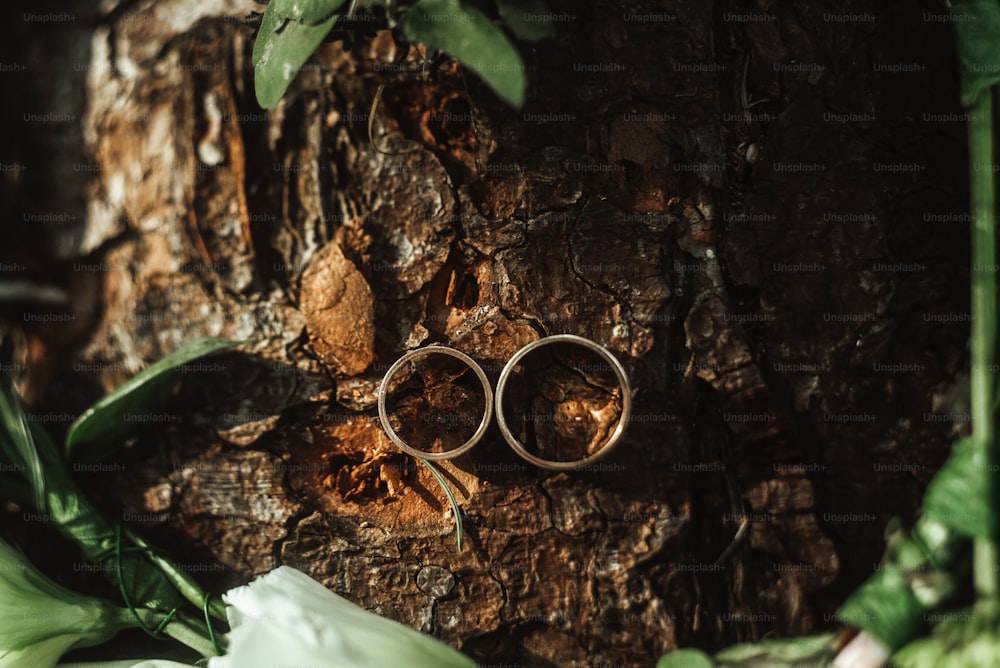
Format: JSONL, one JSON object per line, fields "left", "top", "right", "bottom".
{"left": 0, "top": 373, "right": 215, "bottom": 630}
{"left": 66, "top": 338, "right": 243, "bottom": 464}
{"left": 403, "top": 0, "right": 526, "bottom": 107}
{"left": 252, "top": 4, "right": 339, "bottom": 109}
{"left": 268, "top": 0, "right": 348, "bottom": 24}
{"left": 894, "top": 608, "right": 1000, "bottom": 668}
{"left": 835, "top": 516, "right": 967, "bottom": 653}
{"left": 839, "top": 568, "right": 928, "bottom": 651}
{"left": 950, "top": 0, "right": 1000, "bottom": 106}
{"left": 0, "top": 379, "right": 45, "bottom": 509}
{"left": 713, "top": 632, "right": 839, "bottom": 667}
{"left": 14, "top": 422, "right": 196, "bottom": 620}
{"left": 495, "top": 0, "right": 555, "bottom": 41}
{"left": 922, "top": 437, "right": 998, "bottom": 538}
{"left": 656, "top": 648, "right": 714, "bottom": 668}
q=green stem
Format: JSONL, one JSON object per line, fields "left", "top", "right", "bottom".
{"left": 160, "top": 620, "right": 218, "bottom": 658}
{"left": 125, "top": 528, "right": 229, "bottom": 623}
{"left": 113, "top": 607, "right": 218, "bottom": 658}
{"left": 418, "top": 458, "right": 464, "bottom": 552}
{"left": 969, "top": 89, "right": 998, "bottom": 603}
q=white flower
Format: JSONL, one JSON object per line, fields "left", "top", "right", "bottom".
{"left": 0, "top": 539, "right": 134, "bottom": 668}
{"left": 209, "top": 566, "right": 475, "bottom": 668}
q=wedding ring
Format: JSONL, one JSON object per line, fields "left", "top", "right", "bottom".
{"left": 377, "top": 346, "right": 493, "bottom": 461}
{"left": 495, "top": 334, "right": 631, "bottom": 470}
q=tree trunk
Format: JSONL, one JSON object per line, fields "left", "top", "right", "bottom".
{"left": 1, "top": 1, "right": 969, "bottom": 666}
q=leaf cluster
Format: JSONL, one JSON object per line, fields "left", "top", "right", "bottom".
{"left": 252, "top": 0, "right": 555, "bottom": 109}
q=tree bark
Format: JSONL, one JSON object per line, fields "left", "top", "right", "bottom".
{"left": 1, "top": 1, "right": 970, "bottom": 666}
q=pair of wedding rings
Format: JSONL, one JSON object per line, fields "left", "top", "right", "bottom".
{"left": 376, "top": 334, "right": 632, "bottom": 471}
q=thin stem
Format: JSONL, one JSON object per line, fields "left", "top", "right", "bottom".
{"left": 418, "top": 458, "right": 464, "bottom": 552}
{"left": 159, "top": 620, "right": 218, "bottom": 658}
{"left": 125, "top": 528, "right": 229, "bottom": 623}
{"left": 969, "top": 89, "right": 998, "bottom": 603}
{"left": 113, "top": 607, "right": 218, "bottom": 658}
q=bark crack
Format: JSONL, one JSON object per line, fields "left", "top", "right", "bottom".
{"left": 565, "top": 209, "right": 634, "bottom": 330}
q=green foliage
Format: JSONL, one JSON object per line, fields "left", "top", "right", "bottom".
{"left": 656, "top": 648, "right": 713, "bottom": 668}
{"left": 252, "top": 1, "right": 343, "bottom": 109}
{"left": 494, "top": 0, "right": 555, "bottom": 42}
{"left": 65, "top": 338, "right": 243, "bottom": 464}
{"left": 837, "top": 517, "right": 968, "bottom": 651}
{"left": 950, "top": 0, "right": 1000, "bottom": 106}
{"left": 273, "top": 0, "right": 349, "bottom": 23}
{"left": 922, "top": 436, "right": 999, "bottom": 538}
{"left": 712, "top": 633, "right": 839, "bottom": 666}
{"left": 656, "top": 633, "right": 840, "bottom": 667}
{"left": 0, "top": 353, "right": 234, "bottom": 657}
{"left": 0, "top": 381, "right": 192, "bottom": 621}
{"left": 402, "top": 0, "right": 526, "bottom": 106}
{"left": 894, "top": 608, "right": 1000, "bottom": 668}
{"left": 0, "top": 379, "right": 45, "bottom": 509}
{"left": 252, "top": 0, "right": 553, "bottom": 109}
{"left": 839, "top": 568, "right": 931, "bottom": 652}
{"left": 838, "top": 4, "right": 1000, "bottom": 660}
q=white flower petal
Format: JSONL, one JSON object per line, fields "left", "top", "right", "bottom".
{"left": 214, "top": 566, "right": 475, "bottom": 668}
{"left": 209, "top": 611, "right": 332, "bottom": 668}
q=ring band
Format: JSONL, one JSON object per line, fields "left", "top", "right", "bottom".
{"left": 495, "top": 334, "right": 631, "bottom": 470}
{"left": 377, "top": 346, "right": 494, "bottom": 461}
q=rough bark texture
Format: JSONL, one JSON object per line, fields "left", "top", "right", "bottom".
{"left": 0, "top": 0, "right": 970, "bottom": 666}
